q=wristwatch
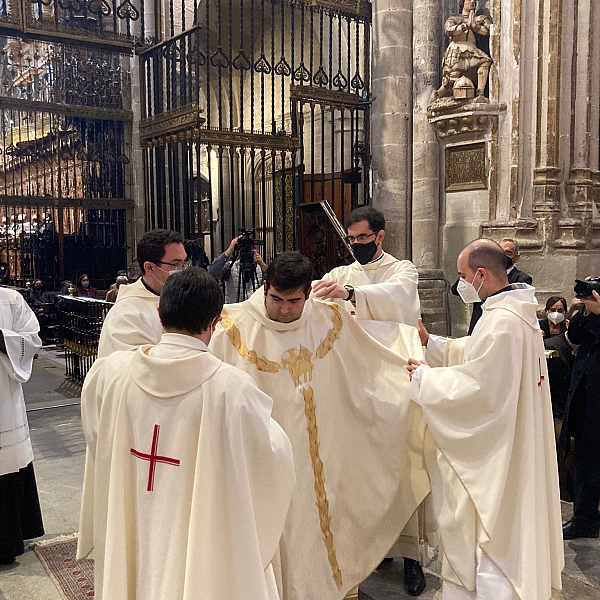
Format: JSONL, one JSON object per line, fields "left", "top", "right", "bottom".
{"left": 343, "top": 285, "right": 354, "bottom": 302}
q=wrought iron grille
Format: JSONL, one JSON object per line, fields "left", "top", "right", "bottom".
{"left": 141, "top": 0, "right": 371, "bottom": 265}
{"left": 0, "top": 36, "right": 133, "bottom": 291}
{"left": 0, "top": 0, "right": 148, "bottom": 48}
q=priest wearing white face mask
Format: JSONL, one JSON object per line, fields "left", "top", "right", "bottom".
{"left": 406, "top": 239, "right": 564, "bottom": 600}
{"left": 97, "top": 229, "right": 188, "bottom": 358}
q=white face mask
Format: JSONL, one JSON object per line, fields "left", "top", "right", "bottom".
{"left": 547, "top": 311, "right": 565, "bottom": 325}
{"left": 457, "top": 272, "right": 483, "bottom": 304}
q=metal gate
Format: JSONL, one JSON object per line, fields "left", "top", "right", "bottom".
{"left": 0, "top": 0, "right": 144, "bottom": 290}
{"left": 141, "top": 0, "right": 372, "bottom": 263}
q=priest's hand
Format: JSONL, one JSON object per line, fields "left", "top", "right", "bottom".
{"left": 417, "top": 318, "right": 429, "bottom": 347}
{"left": 311, "top": 280, "right": 348, "bottom": 300}
{"left": 406, "top": 357, "right": 427, "bottom": 380}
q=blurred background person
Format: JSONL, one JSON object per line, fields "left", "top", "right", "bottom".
{"left": 105, "top": 276, "right": 129, "bottom": 303}
{"left": 499, "top": 238, "right": 533, "bottom": 284}
{"left": 59, "top": 280, "right": 74, "bottom": 295}
{"left": 77, "top": 274, "right": 97, "bottom": 298}
{"left": 28, "top": 279, "right": 58, "bottom": 345}
{"left": 108, "top": 270, "right": 128, "bottom": 292}
{"left": 540, "top": 296, "right": 567, "bottom": 340}
{"left": 208, "top": 235, "right": 267, "bottom": 303}
{"left": 561, "top": 281, "right": 600, "bottom": 539}
{"left": 28, "top": 279, "right": 53, "bottom": 311}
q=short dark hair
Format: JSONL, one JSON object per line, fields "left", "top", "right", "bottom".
{"left": 345, "top": 206, "right": 385, "bottom": 232}
{"left": 158, "top": 267, "right": 223, "bottom": 334}
{"left": 545, "top": 296, "right": 567, "bottom": 312}
{"left": 466, "top": 239, "right": 508, "bottom": 277}
{"left": 137, "top": 229, "right": 184, "bottom": 274}
{"left": 78, "top": 273, "right": 90, "bottom": 285}
{"left": 265, "top": 251, "right": 314, "bottom": 294}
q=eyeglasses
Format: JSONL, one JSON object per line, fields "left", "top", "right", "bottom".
{"left": 346, "top": 232, "right": 376, "bottom": 244}
{"left": 156, "top": 259, "right": 191, "bottom": 269}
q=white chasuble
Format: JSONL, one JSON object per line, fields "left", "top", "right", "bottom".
{"left": 97, "top": 277, "right": 162, "bottom": 357}
{"left": 0, "top": 288, "right": 41, "bottom": 476}
{"left": 413, "top": 286, "right": 564, "bottom": 599}
{"left": 209, "top": 290, "right": 431, "bottom": 600}
{"left": 322, "top": 252, "right": 420, "bottom": 326}
{"left": 78, "top": 334, "right": 295, "bottom": 600}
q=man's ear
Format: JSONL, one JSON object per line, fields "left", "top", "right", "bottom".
{"left": 143, "top": 261, "right": 155, "bottom": 275}
{"left": 263, "top": 281, "right": 268, "bottom": 295}
{"left": 377, "top": 230, "right": 386, "bottom": 245}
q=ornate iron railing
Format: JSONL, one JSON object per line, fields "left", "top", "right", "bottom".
{"left": 141, "top": 0, "right": 372, "bottom": 264}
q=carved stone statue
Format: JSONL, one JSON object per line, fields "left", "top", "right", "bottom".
{"left": 435, "top": 0, "right": 492, "bottom": 102}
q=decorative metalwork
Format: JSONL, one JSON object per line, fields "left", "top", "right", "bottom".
{"left": 0, "top": 35, "right": 132, "bottom": 290}
{"left": 144, "top": 0, "right": 371, "bottom": 268}
{"left": 0, "top": 0, "right": 146, "bottom": 48}
{"left": 445, "top": 142, "right": 488, "bottom": 192}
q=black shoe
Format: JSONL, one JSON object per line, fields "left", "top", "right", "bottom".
{"left": 0, "top": 557, "right": 16, "bottom": 566}
{"left": 563, "top": 521, "right": 600, "bottom": 540}
{"left": 403, "top": 558, "right": 426, "bottom": 597}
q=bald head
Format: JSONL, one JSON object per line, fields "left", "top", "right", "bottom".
{"left": 465, "top": 239, "right": 509, "bottom": 277}
{"left": 457, "top": 239, "right": 510, "bottom": 301}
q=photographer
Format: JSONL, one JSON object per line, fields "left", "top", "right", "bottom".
{"left": 208, "top": 235, "right": 267, "bottom": 303}
{"left": 561, "top": 280, "right": 600, "bottom": 539}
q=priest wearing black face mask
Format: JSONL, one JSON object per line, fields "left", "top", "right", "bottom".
{"left": 312, "top": 206, "right": 421, "bottom": 328}
{"left": 312, "top": 207, "right": 425, "bottom": 596}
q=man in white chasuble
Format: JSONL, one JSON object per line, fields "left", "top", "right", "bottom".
{"left": 312, "top": 206, "right": 426, "bottom": 596}
{"left": 209, "top": 251, "right": 430, "bottom": 600}
{"left": 79, "top": 268, "right": 295, "bottom": 600}
{"left": 407, "top": 239, "right": 564, "bottom": 600}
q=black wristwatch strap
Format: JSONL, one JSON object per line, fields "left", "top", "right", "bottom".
{"left": 344, "top": 285, "right": 354, "bottom": 302}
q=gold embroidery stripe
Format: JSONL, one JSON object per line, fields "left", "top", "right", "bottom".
{"left": 302, "top": 385, "right": 343, "bottom": 590}
{"left": 315, "top": 304, "right": 343, "bottom": 359}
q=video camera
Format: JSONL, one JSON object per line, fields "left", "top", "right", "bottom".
{"left": 235, "top": 227, "right": 256, "bottom": 274}
{"left": 574, "top": 278, "right": 600, "bottom": 299}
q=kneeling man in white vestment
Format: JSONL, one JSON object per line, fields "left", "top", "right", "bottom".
{"left": 78, "top": 267, "right": 295, "bottom": 600}
{"left": 210, "top": 251, "right": 431, "bottom": 600}
{"left": 407, "top": 239, "right": 564, "bottom": 600}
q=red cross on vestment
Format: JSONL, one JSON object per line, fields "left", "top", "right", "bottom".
{"left": 130, "top": 424, "right": 180, "bottom": 491}
{"left": 538, "top": 358, "right": 545, "bottom": 388}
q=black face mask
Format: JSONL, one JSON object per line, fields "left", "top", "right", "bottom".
{"left": 34, "top": 285, "right": 42, "bottom": 291}
{"left": 352, "top": 241, "right": 378, "bottom": 265}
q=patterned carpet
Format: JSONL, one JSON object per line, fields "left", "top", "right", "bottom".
{"left": 32, "top": 535, "right": 94, "bottom": 599}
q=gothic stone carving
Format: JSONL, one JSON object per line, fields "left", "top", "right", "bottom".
{"left": 435, "top": 0, "right": 492, "bottom": 104}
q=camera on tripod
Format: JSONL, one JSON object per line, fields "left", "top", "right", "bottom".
{"left": 234, "top": 227, "right": 257, "bottom": 278}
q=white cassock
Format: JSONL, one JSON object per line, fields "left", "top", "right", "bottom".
{"left": 209, "top": 289, "right": 430, "bottom": 600}
{"left": 411, "top": 285, "right": 564, "bottom": 599}
{"left": 97, "top": 277, "right": 162, "bottom": 357}
{"left": 0, "top": 288, "right": 42, "bottom": 476}
{"left": 321, "top": 252, "right": 420, "bottom": 326}
{"left": 78, "top": 334, "right": 295, "bottom": 600}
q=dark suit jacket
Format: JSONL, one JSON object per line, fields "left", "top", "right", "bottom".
{"left": 507, "top": 266, "right": 533, "bottom": 285}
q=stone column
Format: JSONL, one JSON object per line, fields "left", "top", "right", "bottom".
{"left": 411, "top": 0, "right": 441, "bottom": 271}
{"left": 371, "top": 0, "right": 413, "bottom": 260}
